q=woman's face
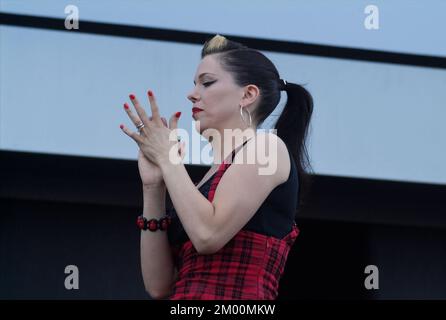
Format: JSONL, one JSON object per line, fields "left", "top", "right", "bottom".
{"left": 187, "top": 54, "right": 245, "bottom": 136}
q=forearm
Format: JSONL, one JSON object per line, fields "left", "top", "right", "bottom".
{"left": 160, "top": 162, "right": 215, "bottom": 253}
{"left": 140, "top": 184, "right": 175, "bottom": 298}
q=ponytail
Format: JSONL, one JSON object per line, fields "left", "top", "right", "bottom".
{"left": 274, "top": 82, "right": 314, "bottom": 210}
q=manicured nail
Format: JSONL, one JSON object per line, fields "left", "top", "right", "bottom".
{"left": 129, "top": 94, "right": 135, "bottom": 100}
{"left": 148, "top": 90, "right": 153, "bottom": 97}
{"left": 175, "top": 111, "right": 182, "bottom": 118}
{"left": 120, "top": 124, "right": 124, "bottom": 129}
{"left": 124, "top": 103, "right": 129, "bottom": 110}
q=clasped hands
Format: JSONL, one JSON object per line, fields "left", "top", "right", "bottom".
{"left": 119, "top": 90, "right": 185, "bottom": 167}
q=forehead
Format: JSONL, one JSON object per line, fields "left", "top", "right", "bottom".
{"left": 194, "top": 55, "right": 223, "bottom": 81}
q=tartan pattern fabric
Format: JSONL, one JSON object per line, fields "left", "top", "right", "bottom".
{"left": 167, "top": 143, "right": 300, "bottom": 300}
{"left": 207, "top": 161, "right": 231, "bottom": 203}
{"left": 168, "top": 223, "right": 299, "bottom": 300}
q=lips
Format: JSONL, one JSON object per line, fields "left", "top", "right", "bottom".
{"left": 192, "top": 107, "right": 204, "bottom": 114}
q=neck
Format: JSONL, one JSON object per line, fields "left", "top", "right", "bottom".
{"left": 209, "top": 127, "right": 256, "bottom": 166}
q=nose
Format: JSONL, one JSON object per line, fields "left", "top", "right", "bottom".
{"left": 187, "top": 88, "right": 199, "bottom": 103}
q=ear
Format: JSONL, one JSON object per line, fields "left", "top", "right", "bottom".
{"left": 242, "top": 84, "right": 260, "bottom": 107}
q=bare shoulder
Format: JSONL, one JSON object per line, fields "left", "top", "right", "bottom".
{"left": 235, "top": 131, "right": 291, "bottom": 186}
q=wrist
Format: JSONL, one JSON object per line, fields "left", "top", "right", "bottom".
{"left": 137, "top": 215, "right": 172, "bottom": 231}
{"left": 159, "top": 159, "right": 182, "bottom": 175}
{"left": 142, "top": 182, "right": 166, "bottom": 191}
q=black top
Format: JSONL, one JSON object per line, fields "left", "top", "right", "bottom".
{"left": 167, "top": 140, "right": 299, "bottom": 246}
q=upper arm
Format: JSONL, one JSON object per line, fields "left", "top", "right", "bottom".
{"left": 201, "top": 133, "right": 291, "bottom": 254}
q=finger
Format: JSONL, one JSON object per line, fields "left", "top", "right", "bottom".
{"left": 147, "top": 90, "right": 163, "bottom": 126}
{"left": 148, "top": 115, "right": 167, "bottom": 130}
{"left": 169, "top": 111, "right": 182, "bottom": 130}
{"left": 129, "top": 93, "right": 151, "bottom": 127}
{"left": 119, "top": 123, "right": 143, "bottom": 144}
{"left": 161, "top": 117, "right": 168, "bottom": 127}
{"left": 123, "top": 103, "right": 146, "bottom": 131}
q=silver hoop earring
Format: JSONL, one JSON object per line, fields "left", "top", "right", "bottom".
{"left": 239, "top": 105, "right": 252, "bottom": 128}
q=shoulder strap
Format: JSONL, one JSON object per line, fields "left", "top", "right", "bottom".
{"left": 230, "top": 138, "right": 252, "bottom": 162}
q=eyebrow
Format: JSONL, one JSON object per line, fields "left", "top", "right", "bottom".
{"left": 193, "top": 72, "right": 216, "bottom": 84}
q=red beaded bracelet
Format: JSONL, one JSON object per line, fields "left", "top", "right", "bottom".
{"left": 137, "top": 215, "right": 172, "bottom": 231}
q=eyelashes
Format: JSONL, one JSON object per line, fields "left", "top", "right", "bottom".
{"left": 203, "top": 81, "right": 216, "bottom": 87}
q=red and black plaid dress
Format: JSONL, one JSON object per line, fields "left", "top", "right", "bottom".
{"left": 166, "top": 139, "right": 300, "bottom": 300}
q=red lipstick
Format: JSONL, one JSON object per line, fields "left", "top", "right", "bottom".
{"left": 192, "top": 107, "right": 204, "bottom": 114}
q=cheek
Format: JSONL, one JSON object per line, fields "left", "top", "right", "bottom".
{"left": 200, "top": 85, "right": 239, "bottom": 123}
{"left": 206, "top": 91, "right": 236, "bottom": 116}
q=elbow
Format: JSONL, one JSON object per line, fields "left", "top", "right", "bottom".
{"left": 144, "top": 281, "right": 173, "bottom": 300}
{"left": 196, "top": 244, "right": 216, "bottom": 255}
{"left": 147, "top": 287, "right": 172, "bottom": 300}
{"left": 194, "top": 232, "right": 218, "bottom": 255}
{"left": 143, "top": 265, "right": 178, "bottom": 300}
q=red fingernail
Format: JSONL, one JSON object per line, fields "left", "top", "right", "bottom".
{"left": 124, "top": 103, "right": 129, "bottom": 110}
{"left": 120, "top": 124, "right": 124, "bottom": 129}
{"left": 129, "top": 94, "right": 135, "bottom": 100}
{"left": 148, "top": 90, "right": 153, "bottom": 97}
{"left": 175, "top": 111, "right": 182, "bottom": 118}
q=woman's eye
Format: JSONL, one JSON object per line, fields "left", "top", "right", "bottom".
{"left": 203, "top": 81, "right": 215, "bottom": 87}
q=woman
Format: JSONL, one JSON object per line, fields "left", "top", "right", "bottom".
{"left": 120, "top": 34, "right": 313, "bottom": 300}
